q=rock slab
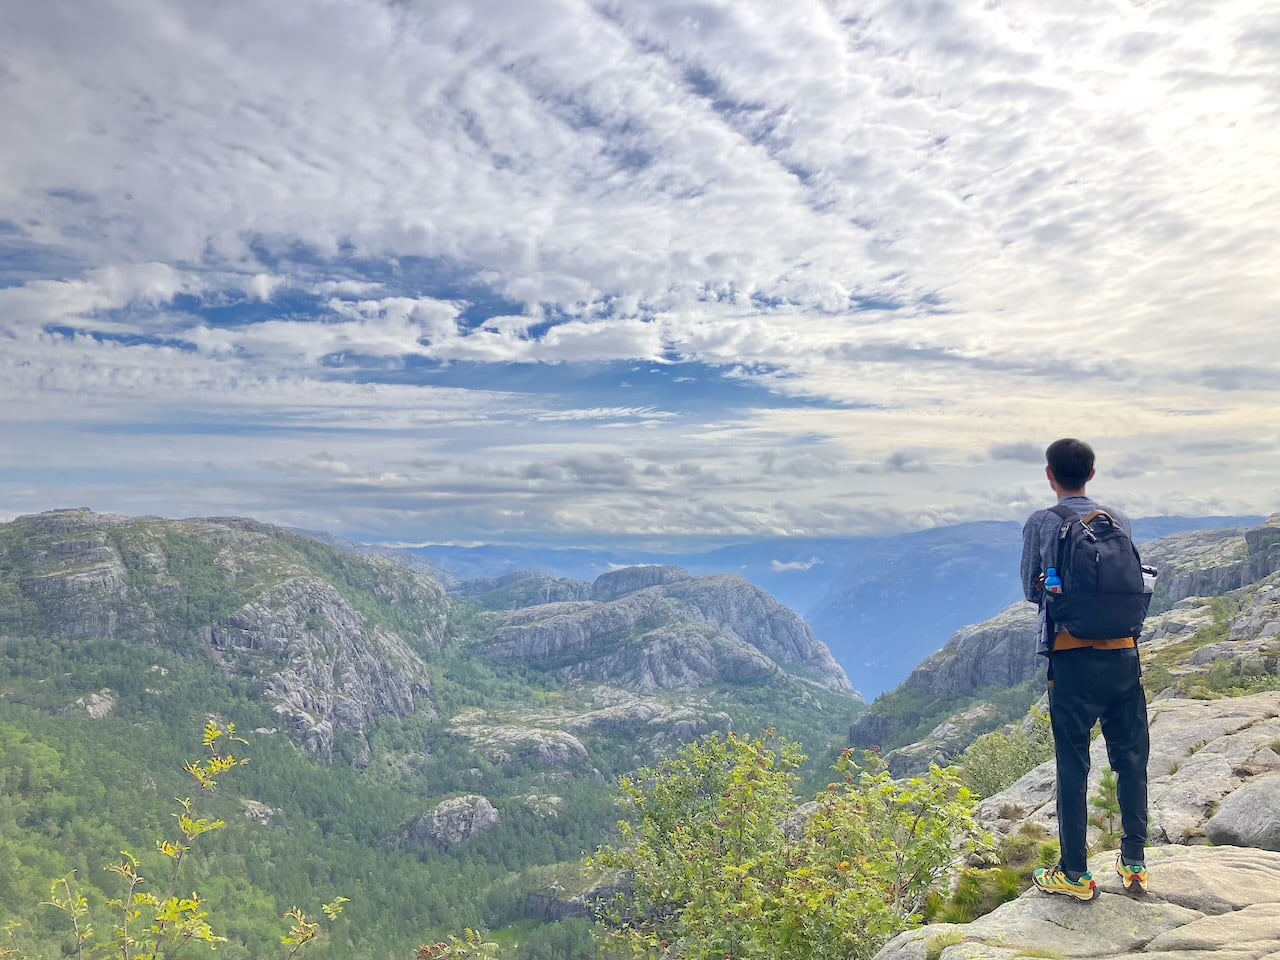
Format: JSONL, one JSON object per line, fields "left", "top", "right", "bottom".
{"left": 874, "top": 844, "right": 1280, "bottom": 960}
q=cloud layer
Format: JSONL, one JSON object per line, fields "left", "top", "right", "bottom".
{"left": 1, "top": 0, "right": 1277, "bottom": 541}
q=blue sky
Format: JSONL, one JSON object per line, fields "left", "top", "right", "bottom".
{"left": 1, "top": 0, "right": 1278, "bottom": 545}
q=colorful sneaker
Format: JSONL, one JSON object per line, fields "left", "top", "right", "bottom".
{"left": 1032, "top": 866, "right": 1097, "bottom": 901}
{"left": 1116, "top": 855, "right": 1148, "bottom": 893}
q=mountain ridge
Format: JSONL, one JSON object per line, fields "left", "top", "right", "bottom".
{"left": 401, "top": 515, "right": 1265, "bottom": 696}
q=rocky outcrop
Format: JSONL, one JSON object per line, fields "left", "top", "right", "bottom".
{"left": 211, "top": 576, "right": 434, "bottom": 765}
{"left": 454, "top": 571, "right": 592, "bottom": 609}
{"left": 519, "top": 794, "right": 565, "bottom": 818}
{"left": 875, "top": 845, "right": 1280, "bottom": 960}
{"left": 0, "top": 510, "right": 450, "bottom": 765}
{"left": 850, "top": 604, "right": 1038, "bottom": 750}
{"left": 884, "top": 704, "right": 1001, "bottom": 777}
{"left": 561, "top": 622, "right": 782, "bottom": 692}
{"left": 1142, "top": 514, "right": 1280, "bottom": 611}
{"left": 447, "top": 722, "right": 590, "bottom": 767}
{"left": 977, "top": 691, "right": 1280, "bottom": 849}
{"left": 590, "top": 565, "right": 691, "bottom": 602}
{"left": 659, "top": 575, "right": 850, "bottom": 686}
{"left": 482, "top": 567, "right": 855, "bottom": 695}
{"left": 548, "top": 686, "right": 731, "bottom": 743}
{"left": 395, "top": 795, "right": 500, "bottom": 850}
{"left": 894, "top": 605, "right": 1040, "bottom": 700}
{"left": 447, "top": 685, "right": 733, "bottom": 768}
{"left": 1140, "top": 574, "right": 1280, "bottom": 701}
{"left": 5, "top": 511, "right": 148, "bottom": 641}
{"left": 240, "top": 799, "right": 276, "bottom": 825}
{"left": 74, "top": 688, "right": 117, "bottom": 719}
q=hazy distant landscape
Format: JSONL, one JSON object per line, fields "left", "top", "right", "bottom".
{"left": 411, "top": 515, "right": 1264, "bottom": 696}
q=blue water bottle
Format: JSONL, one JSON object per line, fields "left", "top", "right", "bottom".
{"left": 1044, "top": 567, "right": 1063, "bottom": 595}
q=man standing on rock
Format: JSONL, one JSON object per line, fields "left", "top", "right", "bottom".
{"left": 1021, "top": 438, "right": 1151, "bottom": 900}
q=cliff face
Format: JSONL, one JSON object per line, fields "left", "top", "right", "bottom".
{"left": 394, "top": 795, "right": 501, "bottom": 850}
{"left": 1142, "top": 516, "right": 1280, "bottom": 610}
{"left": 0, "top": 509, "right": 448, "bottom": 764}
{"left": 480, "top": 566, "right": 856, "bottom": 696}
{"left": 895, "top": 604, "right": 1041, "bottom": 700}
{"left": 209, "top": 576, "right": 434, "bottom": 766}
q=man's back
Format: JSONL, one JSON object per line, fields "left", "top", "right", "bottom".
{"left": 1021, "top": 494, "right": 1132, "bottom": 602}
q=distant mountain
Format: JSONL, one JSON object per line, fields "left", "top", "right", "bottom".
{"left": 460, "top": 566, "right": 855, "bottom": 696}
{"left": 409, "top": 515, "right": 1264, "bottom": 697}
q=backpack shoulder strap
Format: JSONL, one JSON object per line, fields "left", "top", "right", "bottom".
{"left": 1048, "top": 503, "right": 1076, "bottom": 523}
{"left": 1046, "top": 504, "right": 1079, "bottom": 574}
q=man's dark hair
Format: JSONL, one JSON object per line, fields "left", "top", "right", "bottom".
{"left": 1046, "top": 438, "right": 1095, "bottom": 490}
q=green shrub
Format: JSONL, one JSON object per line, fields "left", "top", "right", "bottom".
{"left": 927, "top": 823, "right": 1054, "bottom": 924}
{"left": 958, "top": 708, "right": 1053, "bottom": 798}
{"left": 589, "top": 732, "right": 989, "bottom": 960}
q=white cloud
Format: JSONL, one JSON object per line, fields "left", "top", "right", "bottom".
{"left": 0, "top": 0, "right": 1276, "bottom": 540}
{"left": 771, "top": 558, "right": 822, "bottom": 573}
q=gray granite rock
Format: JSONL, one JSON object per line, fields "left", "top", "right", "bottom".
{"left": 1205, "top": 776, "right": 1280, "bottom": 851}
{"left": 874, "top": 845, "right": 1280, "bottom": 960}
{"left": 483, "top": 570, "right": 855, "bottom": 695}
{"left": 214, "top": 575, "right": 435, "bottom": 764}
{"left": 885, "top": 703, "right": 1002, "bottom": 777}
{"left": 446, "top": 723, "right": 590, "bottom": 767}
{"left": 74, "top": 688, "right": 117, "bottom": 719}
{"left": 978, "top": 692, "right": 1280, "bottom": 850}
{"left": 396, "top": 795, "right": 500, "bottom": 850}
{"left": 449, "top": 685, "right": 733, "bottom": 768}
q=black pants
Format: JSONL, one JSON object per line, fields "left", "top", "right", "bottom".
{"left": 1048, "top": 646, "right": 1150, "bottom": 875}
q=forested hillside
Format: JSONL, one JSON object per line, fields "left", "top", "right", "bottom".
{"left": 0, "top": 509, "right": 863, "bottom": 959}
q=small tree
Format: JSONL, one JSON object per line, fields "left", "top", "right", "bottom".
{"left": 1089, "top": 768, "right": 1121, "bottom": 847}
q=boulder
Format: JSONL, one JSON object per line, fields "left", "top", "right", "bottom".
{"left": 1205, "top": 776, "right": 1280, "bottom": 851}
{"left": 396, "top": 795, "right": 500, "bottom": 850}
{"left": 240, "top": 799, "right": 276, "bottom": 825}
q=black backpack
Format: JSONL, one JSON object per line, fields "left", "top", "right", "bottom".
{"left": 1045, "top": 505, "right": 1151, "bottom": 641}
